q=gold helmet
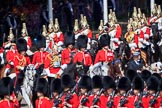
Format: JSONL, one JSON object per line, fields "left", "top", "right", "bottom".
{"left": 137, "top": 8, "right": 142, "bottom": 18}
{"left": 157, "top": 5, "right": 161, "bottom": 17}
{"left": 21, "top": 23, "right": 28, "bottom": 35}
{"left": 42, "top": 25, "right": 47, "bottom": 36}
{"left": 108, "top": 9, "right": 113, "bottom": 21}
{"left": 54, "top": 18, "right": 60, "bottom": 32}
{"left": 127, "top": 24, "right": 132, "bottom": 30}
{"left": 109, "top": 20, "right": 115, "bottom": 28}
{"left": 74, "top": 19, "right": 79, "bottom": 32}
{"left": 80, "top": 14, "right": 84, "bottom": 26}
{"left": 152, "top": 4, "right": 158, "bottom": 16}
{"left": 98, "top": 20, "right": 104, "bottom": 31}
{"left": 82, "top": 16, "right": 89, "bottom": 28}
{"left": 8, "top": 28, "right": 14, "bottom": 40}
{"left": 132, "top": 21, "right": 138, "bottom": 30}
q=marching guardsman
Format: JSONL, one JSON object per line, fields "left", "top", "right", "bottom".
{"left": 88, "top": 75, "right": 103, "bottom": 108}
{"left": 35, "top": 78, "right": 52, "bottom": 108}
{"left": 44, "top": 45, "right": 62, "bottom": 77}
{"left": 94, "top": 34, "right": 114, "bottom": 64}
{"left": 73, "top": 19, "right": 81, "bottom": 40}
{"left": 21, "top": 23, "right": 32, "bottom": 51}
{"left": 50, "top": 78, "right": 63, "bottom": 107}
{"left": 61, "top": 32, "right": 76, "bottom": 70}
{"left": 3, "top": 28, "right": 15, "bottom": 50}
{"left": 60, "top": 74, "right": 79, "bottom": 108}
{"left": 131, "top": 76, "right": 144, "bottom": 108}
{"left": 73, "top": 35, "right": 92, "bottom": 74}
{"left": 0, "top": 77, "right": 19, "bottom": 108}
{"left": 146, "top": 76, "right": 160, "bottom": 108}
{"left": 53, "top": 18, "right": 64, "bottom": 48}
{"left": 114, "top": 77, "right": 131, "bottom": 107}
{"left": 78, "top": 75, "right": 92, "bottom": 108}
{"left": 14, "top": 38, "right": 31, "bottom": 74}
{"left": 100, "top": 76, "right": 116, "bottom": 108}
{"left": 32, "top": 35, "right": 49, "bottom": 69}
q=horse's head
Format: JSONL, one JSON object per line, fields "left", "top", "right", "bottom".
{"left": 25, "top": 64, "right": 36, "bottom": 80}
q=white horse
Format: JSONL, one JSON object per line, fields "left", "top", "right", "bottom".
{"left": 21, "top": 64, "right": 36, "bottom": 108}
{"left": 89, "top": 62, "right": 110, "bottom": 78}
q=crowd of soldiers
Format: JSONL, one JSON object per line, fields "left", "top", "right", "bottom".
{"left": 0, "top": 3, "right": 162, "bottom": 108}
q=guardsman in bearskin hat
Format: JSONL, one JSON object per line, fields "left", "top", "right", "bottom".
{"left": 61, "top": 32, "right": 76, "bottom": 70}
{"left": 73, "top": 35, "right": 92, "bottom": 74}
{"left": 35, "top": 78, "right": 52, "bottom": 108}
{"left": 89, "top": 75, "right": 103, "bottom": 107}
{"left": 78, "top": 75, "right": 92, "bottom": 107}
{"left": 146, "top": 76, "right": 160, "bottom": 107}
{"left": 114, "top": 77, "right": 131, "bottom": 107}
{"left": 14, "top": 38, "right": 31, "bottom": 74}
{"left": 21, "top": 23, "right": 33, "bottom": 56}
{"left": 60, "top": 74, "right": 79, "bottom": 107}
{"left": 131, "top": 76, "right": 144, "bottom": 107}
{"left": 4, "top": 28, "right": 17, "bottom": 76}
{"left": 100, "top": 76, "right": 116, "bottom": 108}
{"left": 51, "top": 78, "right": 63, "bottom": 107}
{"left": 32, "top": 35, "right": 49, "bottom": 69}
{"left": 44, "top": 45, "right": 62, "bottom": 77}
{"left": 0, "top": 77, "right": 19, "bottom": 108}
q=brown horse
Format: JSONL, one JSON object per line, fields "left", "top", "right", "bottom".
{"left": 0, "top": 65, "right": 16, "bottom": 79}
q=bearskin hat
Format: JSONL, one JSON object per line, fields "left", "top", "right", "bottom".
{"left": 118, "top": 77, "right": 131, "bottom": 91}
{"left": 36, "top": 35, "right": 46, "bottom": 50}
{"left": 102, "top": 76, "right": 116, "bottom": 90}
{"left": 125, "top": 69, "right": 138, "bottom": 82}
{"left": 132, "top": 76, "right": 144, "bottom": 91}
{"left": 64, "top": 32, "right": 75, "bottom": 47}
{"left": 77, "top": 35, "right": 88, "bottom": 50}
{"left": 99, "top": 34, "right": 110, "bottom": 48}
{"left": 92, "top": 75, "right": 102, "bottom": 89}
{"left": 36, "top": 78, "right": 49, "bottom": 95}
{"left": 141, "top": 70, "right": 151, "bottom": 82}
{"left": 78, "top": 75, "right": 92, "bottom": 91}
{"left": 51, "top": 78, "right": 62, "bottom": 94}
{"left": 61, "top": 74, "right": 74, "bottom": 89}
{"left": 152, "top": 73, "right": 161, "bottom": 80}
{"left": 147, "top": 76, "right": 160, "bottom": 91}
{"left": 0, "top": 77, "right": 14, "bottom": 96}
{"left": 16, "top": 38, "right": 27, "bottom": 52}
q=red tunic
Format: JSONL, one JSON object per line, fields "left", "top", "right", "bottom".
{"left": 32, "top": 51, "right": 49, "bottom": 68}
{"left": 61, "top": 48, "right": 77, "bottom": 65}
{"left": 88, "top": 94, "right": 101, "bottom": 107}
{"left": 51, "top": 98, "right": 62, "bottom": 108}
{"left": 113, "top": 95, "right": 132, "bottom": 107}
{"left": 100, "top": 94, "right": 116, "bottom": 108}
{"left": 73, "top": 51, "right": 92, "bottom": 66}
{"left": 54, "top": 32, "right": 64, "bottom": 43}
{"left": 14, "top": 53, "right": 31, "bottom": 73}
{"left": 94, "top": 49, "right": 114, "bottom": 64}
{"left": 35, "top": 97, "right": 52, "bottom": 108}
{"left": 10, "top": 92, "right": 20, "bottom": 108}
{"left": 23, "top": 36, "right": 32, "bottom": 48}
{"left": 44, "top": 54, "right": 61, "bottom": 74}
{"left": 87, "top": 29, "right": 92, "bottom": 39}
{"left": 61, "top": 93, "right": 79, "bottom": 108}
{"left": 0, "top": 99, "right": 11, "bottom": 108}
{"left": 6, "top": 50, "right": 17, "bottom": 68}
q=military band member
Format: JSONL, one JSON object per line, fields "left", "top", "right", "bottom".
{"left": 100, "top": 76, "right": 116, "bottom": 108}
{"left": 0, "top": 77, "right": 19, "bottom": 108}
{"left": 73, "top": 35, "right": 92, "bottom": 73}
{"left": 78, "top": 75, "right": 92, "bottom": 108}
{"left": 89, "top": 75, "right": 103, "bottom": 108}
{"left": 61, "top": 74, "right": 79, "bottom": 108}
{"left": 51, "top": 78, "right": 63, "bottom": 107}
{"left": 32, "top": 35, "right": 48, "bottom": 69}
{"left": 14, "top": 38, "right": 31, "bottom": 74}
{"left": 35, "top": 78, "right": 52, "bottom": 108}
{"left": 44, "top": 45, "right": 61, "bottom": 77}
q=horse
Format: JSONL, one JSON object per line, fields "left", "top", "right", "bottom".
{"left": 118, "top": 41, "right": 131, "bottom": 72}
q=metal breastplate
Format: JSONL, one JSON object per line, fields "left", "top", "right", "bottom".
{"left": 52, "top": 56, "right": 61, "bottom": 68}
